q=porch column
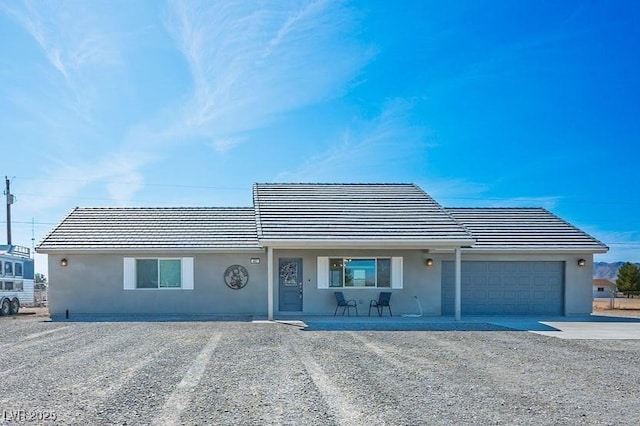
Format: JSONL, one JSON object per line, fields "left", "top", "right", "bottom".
{"left": 267, "top": 246, "right": 274, "bottom": 321}
{"left": 455, "top": 247, "right": 461, "bottom": 321}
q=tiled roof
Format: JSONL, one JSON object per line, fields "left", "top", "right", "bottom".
{"left": 593, "top": 279, "right": 615, "bottom": 286}
{"left": 36, "top": 186, "right": 609, "bottom": 253}
{"left": 446, "top": 208, "right": 608, "bottom": 252}
{"left": 37, "top": 207, "right": 260, "bottom": 251}
{"left": 253, "top": 183, "right": 474, "bottom": 245}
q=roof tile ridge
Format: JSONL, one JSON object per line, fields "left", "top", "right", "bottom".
{"left": 73, "top": 206, "right": 254, "bottom": 210}
{"left": 253, "top": 183, "right": 264, "bottom": 239}
{"left": 444, "top": 207, "right": 543, "bottom": 211}
{"left": 412, "top": 184, "right": 475, "bottom": 242}
{"left": 251, "top": 182, "right": 414, "bottom": 186}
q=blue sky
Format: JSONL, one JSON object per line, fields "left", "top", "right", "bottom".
{"left": 1, "top": 0, "right": 638, "bottom": 274}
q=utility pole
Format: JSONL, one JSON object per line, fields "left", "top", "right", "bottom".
{"left": 5, "top": 176, "right": 13, "bottom": 245}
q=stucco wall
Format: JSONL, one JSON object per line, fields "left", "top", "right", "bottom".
{"left": 272, "top": 249, "right": 438, "bottom": 315}
{"left": 46, "top": 250, "right": 596, "bottom": 317}
{"left": 47, "top": 253, "right": 267, "bottom": 316}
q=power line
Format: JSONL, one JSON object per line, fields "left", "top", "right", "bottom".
{"left": 9, "top": 176, "right": 638, "bottom": 206}
{"left": 13, "top": 176, "right": 245, "bottom": 191}
{"left": 0, "top": 221, "right": 57, "bottom": 226}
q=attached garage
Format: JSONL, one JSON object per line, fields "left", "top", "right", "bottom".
{"left": 442, "top": 261, "right": 564, "bottom": 315}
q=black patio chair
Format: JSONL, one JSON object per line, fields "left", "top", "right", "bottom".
{"left": 369, "top": 292, "right": 392, "bottom": 316}
{"left": 334, "top": 292, "right": 358, "bottom": 316}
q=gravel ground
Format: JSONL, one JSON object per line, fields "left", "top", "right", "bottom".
{"left": 0, "top": 317, "right": 639, "bottom": 425}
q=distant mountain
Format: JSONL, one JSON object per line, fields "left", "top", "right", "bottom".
{"left": 593, "top": 262, "right": 640, "bottom": 281}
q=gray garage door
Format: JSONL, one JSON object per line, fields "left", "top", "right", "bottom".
{"left": 442, "top": 261, "right": 564, "bottom": 315}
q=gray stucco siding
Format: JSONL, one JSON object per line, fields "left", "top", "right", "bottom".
{"left": 47, "top": 253, "right": 267, "bottom": 316}
{"left": 46, "top": 250, "right": 596, "bottom": 317}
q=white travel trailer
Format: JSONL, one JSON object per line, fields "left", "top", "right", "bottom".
{"left": 0, "top": 245, "right": 35, "bottom": 314}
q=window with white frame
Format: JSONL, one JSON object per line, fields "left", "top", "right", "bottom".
{"left": 136, "top": 259, "right": 181, "bottom": 288}
{"left": 4, "top": 262, "right": 12, "bottom": 276}
{"left": 319, "top": 257, "right": 403, "bottom": 289}
{"left": 14, "top": 262, "right": 23, "bottom": 277}
{"left": 123, "top": 257, "right": 194, "bottom": 290}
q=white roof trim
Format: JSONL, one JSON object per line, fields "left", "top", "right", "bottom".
{"left": 430, "top": 247, "right": 608, "bottom": 255}
{"left": 36, "top": 247, "right": 265, "bottom": 255}
{"left": 258, "top": 238, "right": 476, "bottom": 249}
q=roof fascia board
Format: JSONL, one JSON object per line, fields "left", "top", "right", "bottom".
{"left": 36, "top": 247, "right": 265, "bottom": 255}
{"left": 258, "top": 239, "right": 476, "bottom": 250}
{"left": 430, "top": 247, "right": 608, "bottom": 255}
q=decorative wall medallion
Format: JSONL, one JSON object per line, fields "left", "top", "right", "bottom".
{"left": 224, "top": 265, "right": 249, "bottom": 290}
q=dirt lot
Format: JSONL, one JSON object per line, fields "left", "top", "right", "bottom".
{"left": 593, "top": 297, "right": 640, "bottom": 317}
{"left": 0, "top": 316, "right": 639, "bottom": 425}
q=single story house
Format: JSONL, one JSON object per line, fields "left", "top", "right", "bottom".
{"left": 593, "top": 278, "right": 616, "bottom": 298}
{"left": 36, "top": 183, "right": 608, "bottom": 319}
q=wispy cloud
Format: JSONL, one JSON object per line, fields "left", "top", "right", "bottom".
{"left": 3, "top": 0, "right": 371, "bottom": 208}
{"left": 3, "top": 1, "right": 122, "bottom": 113}
{"left": 1, "top": 2, "right": 169, "bottom": 206}
{"left": 276, "top": 98, "right": 434, "bottom": 182}
{"left": 17, "top": 148, "right": 156, "bottom": 213}
{"left": 210, "top": 137, "right": 246, "bottom": 154}
{"left": 262, "top": 0, "right": 327, "bottom": 59}
{"left": 165, "top": 0, "right": 371, "bottom": 141}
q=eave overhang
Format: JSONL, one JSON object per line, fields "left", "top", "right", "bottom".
{"left": 257, "top": 238, "right": 477, "bottom": 250}
{"left": 36, "top": 247, "right": 265, "bottom": 255}
{"left": 430, "top": 246, "right": 609, "bottom": 255}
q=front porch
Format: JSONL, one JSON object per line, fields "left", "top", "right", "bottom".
{"left": 266, "top": 247, "right": 466, "bottom": 321}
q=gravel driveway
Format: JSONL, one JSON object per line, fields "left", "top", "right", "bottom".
{"left": 1, "top": 317, "right": 638, "bottom": 425}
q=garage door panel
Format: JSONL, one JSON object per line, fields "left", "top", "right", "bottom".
{"left": 532, "top": 263, "right": 548, "bottom": 273}
{"left": 503, "top": 291, "right": 517, "bottom": 302}
{"left": 503, "top": 263, "right": 520, "bottom": 273}
{"left": 442, "top": 261, "right": 564, "bottom": 315}
{"left": 472, "top": 290, "right": 488, "bottom": 300}
{"left": 467, "top": 262, "right": 488, "bottom": 275}
{"left": 518, "top": 292, "right": 533, "bottom": 303}
{"left": 518, "top": 276, "right": 533, "bottom": 286}
{"left": 534, "top": 276, "right": 547, "bottom": 286}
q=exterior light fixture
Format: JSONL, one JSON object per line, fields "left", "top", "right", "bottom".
{"left": 250, "top": 258, "right": 260, "bottom": 264}
{"left": 425, "top": 258, "right": 434, "bottom": 267}
{"left": 577, "top": 259, "right": 586, "bottom": 267}
{"left": 60, "top": 258, "right": 68, "bottom": 267}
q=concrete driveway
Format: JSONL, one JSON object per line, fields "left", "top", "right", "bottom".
{"left": 487, "top": 314, "right": 640, "bottom": 339}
